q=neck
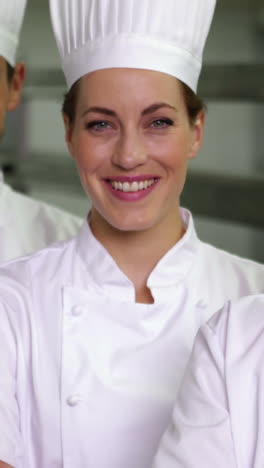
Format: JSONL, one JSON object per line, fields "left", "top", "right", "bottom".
{"left": 89, "top": 209, "right": 185, "bottom": 303}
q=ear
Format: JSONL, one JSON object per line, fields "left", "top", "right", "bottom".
{"left": 63, "top": 112, "right": 76, "bottom": 159}
{"left": 188, "top": 110, "right": 205, "bottom": 160}
{"left": 7, "top": 62, "right": 26, "bottom": 111}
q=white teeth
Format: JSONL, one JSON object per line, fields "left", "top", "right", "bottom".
{"left": 131, "top": 181, "right": 139, "bottom": 192}
{"left": 110, "top": 179, "right": 156, "bottom": 192}
{"left": 123, "top": 182, "right": 130, "bottom": 192}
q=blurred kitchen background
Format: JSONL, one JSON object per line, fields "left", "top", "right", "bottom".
{"left": 1, "top": 0, "right": 263, "bottom": 261}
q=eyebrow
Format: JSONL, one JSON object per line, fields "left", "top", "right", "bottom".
{"left": 82, "top": 102, "right": 177, "bottom": 118}
{"left": 142, "top": 103, "right": 177, "bottom": 115}
{"left": 82, "top": 107, "right": 116, "bottom": 117}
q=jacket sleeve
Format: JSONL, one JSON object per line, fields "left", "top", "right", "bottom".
{"left": 153, "top": 305, "right": 238, "bottom": 468}
{"left": 0, "top": 301, "right": 24, "bottom": 468}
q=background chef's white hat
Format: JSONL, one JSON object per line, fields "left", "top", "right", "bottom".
{"left": 0, "top": 0, "right": 27, "bottom": 66}
{"left": 50, "top": 0, "right": 216, "bottom": 92}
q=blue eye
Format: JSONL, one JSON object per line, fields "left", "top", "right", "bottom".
{"left": 86, "top": 121, "right": 111, "bottom": 131}
{"left": 150, "top": 118, "right": 174, "bottom": 128}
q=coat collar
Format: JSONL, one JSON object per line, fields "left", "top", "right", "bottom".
{"left": 0, "top": 170, "right": 12, "bottom": 227}
{"left": 0, "top": 169, "right": 4, "bottom": 193}
{"left": 75, "top": 208, "right": 200, "bottom": 303}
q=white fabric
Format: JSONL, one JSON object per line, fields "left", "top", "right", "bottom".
{"left": 49, "top": 0, "right": 216, "bottom": 91}
{"left": 153, "top": 295, "right": 264, "bottom": 468}
{"left": 0, "top": 210, "right": 263, "bottom": 468}
{"left": 0, "top": 0, "right": 26, "bottom": 65}
{"left": 0, "top": 171, "right": 82, "bottom": 261}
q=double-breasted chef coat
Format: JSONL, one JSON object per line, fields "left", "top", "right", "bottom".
{"left": 0, "top": 208, "right": 263, "bottom": 468}
{"left": 0, "top": 170, "right": 82, "bottom": 261}
{"left": 153, "top": 295, "right": 264, "bottom": 468}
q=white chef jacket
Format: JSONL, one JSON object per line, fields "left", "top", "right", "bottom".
{"left": 153, "top": 295, "right": 264, "bottom": 468}
{"left": 0, "top": 209, "right": 263, "bottom": 468}
{"left": 0, "top": 170, "right": 82, "bottom": 261}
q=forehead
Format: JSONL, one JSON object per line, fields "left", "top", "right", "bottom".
{"left": 78, "top": 68, "right": 184, "bottom": 108}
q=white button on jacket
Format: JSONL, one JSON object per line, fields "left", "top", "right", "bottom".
{"left": 67, "top": 394, "right": 83, "bottom": 406}
{"left": 153, "top": 295, "right": 264, "bottom": 468}
{"left": 0, "top": 170, "right": 82, "bottom": 261}
{"left": 0, "top": 209, "right": 263, "bottom": 468}
{"left": 71, "top": 305, "right": 85, "bottom": 317}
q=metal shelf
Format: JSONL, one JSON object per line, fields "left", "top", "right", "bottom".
{"left": 182, "top": 171, "right": 264, "bottom": 229}
{"left": 199, "top": 64, "right": 264, "bottom": 101}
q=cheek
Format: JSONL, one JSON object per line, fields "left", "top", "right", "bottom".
{"left": 151, "top": 133, "right": 192, "bottom": 169}
{"left": 0, "top": 87, "right": 7, "bottom": 114}
{"left": 70, "top": 134, "right": 103, "bottom": 173}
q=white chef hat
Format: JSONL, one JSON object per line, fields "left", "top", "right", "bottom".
{"left": 0, "top": 0, "right": 27, "bottom": 66}
{"left": 50, "top": 0, "right": 216, "bottom": 92}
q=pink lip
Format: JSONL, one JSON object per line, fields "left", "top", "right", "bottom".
{"left": 103, "top": 178, "right": 160, "bottom": 202}
{"left": 104, "top": 175, "right": 159, "bottom": 183}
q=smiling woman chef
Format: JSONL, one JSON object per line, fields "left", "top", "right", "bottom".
{"left": 0, "top": 1, "right": 264, "bottom": 468}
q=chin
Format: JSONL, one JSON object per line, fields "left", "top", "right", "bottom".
{"left": 91, "top": 202, "right": 164, "bottom": 234}
{"left": 106, "top": 213, "right": 158, "bottom": 233}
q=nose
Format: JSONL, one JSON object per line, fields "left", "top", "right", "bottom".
{"left": 112, "top": 129, "right": 147, "bottom": 170}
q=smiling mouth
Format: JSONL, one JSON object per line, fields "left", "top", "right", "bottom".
{"left": 108, "top": 179, "right": 156, "bottom": 192}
